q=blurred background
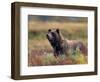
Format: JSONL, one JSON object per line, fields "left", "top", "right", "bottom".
{"left": 28, "top": 15, "right": 88, "bottom": 66}
{"left": 28, "top": 15, "right": 87, "bottom": 51}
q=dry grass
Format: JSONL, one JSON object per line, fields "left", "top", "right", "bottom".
{"left": 28, "top": 21, "right": 87, "bottom": 32}
{"left": 28, "top": 39, "right": 51, "bottom": 50}
{"left": 28, "top": 50, "right": 87, "bottom": 66}
{"left": 28, "top": 20, "right": 88, "bottom": 66}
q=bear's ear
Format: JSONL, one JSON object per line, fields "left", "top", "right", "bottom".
{"left": 48, "top": 29, "right": 51, "bottom": 32}
{"left": 56, "top": 29, "right": 60, "bottom": 34}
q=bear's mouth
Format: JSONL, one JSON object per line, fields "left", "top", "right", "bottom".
{"left": 49, "top": 39, "right": 61, "bottom": 49}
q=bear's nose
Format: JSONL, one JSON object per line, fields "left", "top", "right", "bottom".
{"left": 46, "top": 34, "right": 49, "bottom": 38}
{"left": 46, "top": 33, "right": 53, "bottom": 40}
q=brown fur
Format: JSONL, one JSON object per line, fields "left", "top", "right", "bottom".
{"left": 46, "top": 29, "right": 87, "bottom": 57}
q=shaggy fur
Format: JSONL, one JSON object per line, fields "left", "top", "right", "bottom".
{"left": 46, "top": 29, "right": 87, "bottom": 57}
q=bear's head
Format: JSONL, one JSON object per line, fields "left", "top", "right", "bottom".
{"left": 46, "top": 29, "right": 62, "bottom": 53}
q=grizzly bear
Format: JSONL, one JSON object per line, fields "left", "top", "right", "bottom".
{"left": 46, "top": 29, "right": 87, "bottom": 57}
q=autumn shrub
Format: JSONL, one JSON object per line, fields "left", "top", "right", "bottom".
{"left": 28, "top": 48, "right": 87, "bottom": 66}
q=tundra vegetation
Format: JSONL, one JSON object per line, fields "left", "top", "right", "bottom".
{"left": 28, "top": 15, "right": 88, "bottom": 66}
